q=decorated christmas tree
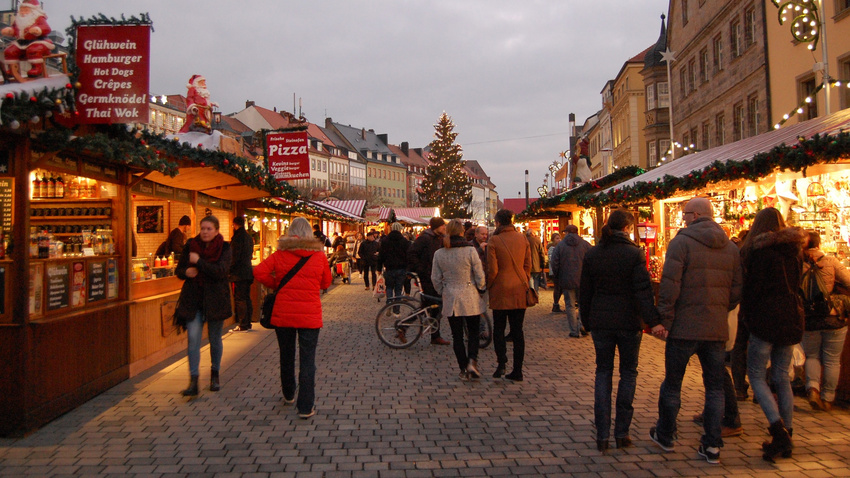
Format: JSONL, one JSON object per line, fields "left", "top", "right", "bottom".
{"left": 420, "top": 112, "right": 472, "bottom": 218}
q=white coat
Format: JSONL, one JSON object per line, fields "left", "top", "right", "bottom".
{"left": 431, "top": 244, "right": 486, "bottom": 318}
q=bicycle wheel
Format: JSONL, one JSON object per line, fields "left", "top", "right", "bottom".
{"left": 478, "top": 311, "right": 493, "bottom": 349}
{"left": 376, "top": 300, "right": 423, "bottom": 349}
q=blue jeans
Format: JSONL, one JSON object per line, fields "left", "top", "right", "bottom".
{"left": 802, "top": 327, "right": 848, "bottom": 402}
{"left": 591, "top": 329, "right": 642, "bottom": 441}
{"left": 276, "top": 327, "right": 320, "bottom": 415}
{"left": 563, "top": 289, "right": 582, "bottom": 335}
{"left": 748, "top": 335, "right": 794, "bottom": 428}
{"left": 186, "top": 311, "right": 223, "bottom": 377}
{"left": 383, "top": 268, "right": 407, "bottom": 301}
{"left": 531, "top": 272, "right": 545, "bottom": 293}
{"left": 656, "top": 338, "right": 726, "bottom": 448}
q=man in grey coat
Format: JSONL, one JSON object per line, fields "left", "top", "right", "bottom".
{"left": 550, "top": 224, "right": 592, "bottom": 337}
{"left": 649, "top": 197, "right": 743, "bottom": 465}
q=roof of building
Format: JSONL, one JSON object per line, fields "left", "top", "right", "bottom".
{"left": 388, "top": 143, "right": 430, "bottom": 169}
{"left": 644, "top": 14, "right": 669, "bottom": 70}
{"left": 329, "top": 122, "right": 403, "bottom": 167}
{"left": 502, "top": 198, "right": 537, "bottom": 214}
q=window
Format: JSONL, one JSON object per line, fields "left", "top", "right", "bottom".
{"left": 838, "top": 0, "right": 850, "bottom": 14}
{"left": 680, "top": 68, "right": 688, "bottom": 98}
{"left": 730, "top": 19, "right": 742, "bottom": 58}
{"left": 660, "top": 139, "right": 671, "bottom": 161}
{"left": 311, "top": 158, "right": 316, "bottom": 170}
{"left": 715, "top": 113, "right": 726, "bottom": 146}
{"left": 744, "top": 6, "right": 756, "bottom": 47}
{"left": 682, "top": 0, "right": 689, "bottom": 25}
{"left": 688, "top": 58, "right": 697, "bottom": 92}
{"left": 713, "top": 35, "right": 724, "bottom": 73}
{"left": 690, "top": 127, "right": 699, "bottom": 149}
{"left": 701, "top": 121, "right": 711, "bottom": 150}
{"left": 733, "top": 102, "right": 745, "bottom": 141}
{"left": 682, "top": 133, "right": 690, "bottom": 155}
{"left": 658, "top": 82, "right": 670, "bottom": 107}
{"left": 646, "top": 84, "right": 656, "bottom": 110}
{"left": 842, "top": 57, "right": 850, "bottom": 110}
{"left": 648, "top": 141, "right": 657, "bottom": 168}
{"left": 699, "top": 48, "right": 709, "bottom": 83}
{"left": 800, "top": 77, "right": 818, "bottom": 120}
{"left": 322, "top": 161, "right": 327, "bottom": 172}
{"left": 747, "top": 94, "right": 759, "bottom": 137}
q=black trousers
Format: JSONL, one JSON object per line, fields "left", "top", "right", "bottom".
{"left": 232, "top": 280, "right": 253, "bottom": 328}
{"left": 493, "top": 308, "right": 526, "bottom": 372}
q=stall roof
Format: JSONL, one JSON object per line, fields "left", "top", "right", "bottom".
{"left": 309, "top": 200, "right": 363, "bottom": 221}
{"left": 603, "top": 109, "right": 850, "bottom": 194}
{"left": 320, "top": 199, "right": 367, "bottom": 218}
{"left": 143, "top": 166, "right": 269, "bottom": 202}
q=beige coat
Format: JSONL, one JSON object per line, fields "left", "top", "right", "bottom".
{"left": 487, "top": 226, "right": 531, "bottom": 310}
{"left": 431, "top": 244, "right": 486, "bottom": 318}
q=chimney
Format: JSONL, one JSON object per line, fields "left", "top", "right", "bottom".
{"left": 245, "top": 100, "right": 255, "bottom": 108}
{"left": 401, "top": 142, "right": 409, "bottom": 155}
{"left": 378, "top": 134, "right": 389, "bottom": 145}
{"left": 273, "top": 106, "right": 277, "bottom": 112}
{"left": 413, "top": 147, "right": 422, "bottom": 156}
{"left": 361, "top": 128, "right": 367, "bottom": 140}
{"left": 325, "top": 117, "right": 333, "bottom": 128}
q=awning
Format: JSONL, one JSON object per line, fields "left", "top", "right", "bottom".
{"left": 308, "top": 200, "right": 363, "bottom": 221}
{"left": 395, "top": 215, "right": 427, "bottom": 225}
{"left": 320, "top": 199, "right": 366, "bottom": 218}
{"left": 603, "top": 108, "right": 850, "bottom": 195}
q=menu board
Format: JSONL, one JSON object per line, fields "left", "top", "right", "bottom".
{"left": 88, "top": 260, "right": 107, "bottom": 303}
{"left": 71, "top": 261, "right": 86, "bottom": 307}
{"left": 29, "top": 264, "right": 43, "bottom": 316}
{"left": 0, "top": 178, "right": 12, "bottom": 232}
{"left": 107, "top": 259, "right": 118, "bottom": 300}
{"left": 0, "top": 266, "right": 5, "bottom": 315}
{"left": 46, "top": 263, "right": 70, "bottom": 311}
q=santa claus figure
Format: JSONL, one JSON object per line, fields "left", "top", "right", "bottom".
{"left": 179, "top": 75, "right": 219, "bottom": 134}
{"left": 1, "top": 0, "right": 55, "bottom": 79}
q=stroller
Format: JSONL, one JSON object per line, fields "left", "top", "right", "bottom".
{"left": 329, "top": 246, "right": 352, "bottom": 284}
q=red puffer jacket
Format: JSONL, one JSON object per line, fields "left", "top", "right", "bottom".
{"left": 254, "top": 237, "right": 332, "bottom": 329}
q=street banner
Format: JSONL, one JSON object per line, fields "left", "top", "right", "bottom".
{"left": 266, "top": 131, "right": 310, "bottom": 181}
{"left": 74, "top": 25, "right": 151, "bottom": 124}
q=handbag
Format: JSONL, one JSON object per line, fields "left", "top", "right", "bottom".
{"left": 260, "top": 255, "right": 310, "bottom": 329}
{"left": 496, "top": 235, "right": 538, "bottom": 307}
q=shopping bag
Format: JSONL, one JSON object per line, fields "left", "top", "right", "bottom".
{"left": 373, "top": 275, "right": 386, "bottom": 298}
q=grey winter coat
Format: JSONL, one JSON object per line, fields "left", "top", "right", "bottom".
{"left": 658, "top": 217, "right": 742, "bottom": 341}
{"left": 431, "top": 240, "right": 486, "bottom": 318}
{"left": 550, "top": 233, "right": 592, "bottom": 290}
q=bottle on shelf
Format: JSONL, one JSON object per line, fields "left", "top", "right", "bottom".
{"left": 32, "top": 174, "right": 41, "bottom": 199}
{"left": 46, "top": 172, "right": 56, "bottom": 198}
{"left": 37, "top": 229, "right": 49, "bottom": 259}
{"left": 55, "top": 175, "right": 65, "bottom": 198}
{"left": 39, "top": 173, "right": 48, "bottom": 198}
{"left": 168, "top": 253, "right": 174, "bottom": 267}
{"left": 68, "top": 177, "right": 78, "bottom": 198}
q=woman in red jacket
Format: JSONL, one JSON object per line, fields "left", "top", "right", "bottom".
{"left": 254, "top": 217, "right": 331, "bottom": 418}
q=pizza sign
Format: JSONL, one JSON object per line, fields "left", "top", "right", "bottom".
{"left": 266, "top": 131, "right": 310, "bottom": 181}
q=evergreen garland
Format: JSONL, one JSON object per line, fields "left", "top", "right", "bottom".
{"left": 576, "top": 131, "right": 850, "bottom": 208}
{"left": 419, "top": 112, "right": 473, "bottom": 218}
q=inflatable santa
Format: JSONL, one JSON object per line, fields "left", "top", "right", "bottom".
{"left": 1, "top": 0, "right": 55, "bottom": 79}
{"left": 179, "top": 75, "right": 219, "bottom": 134}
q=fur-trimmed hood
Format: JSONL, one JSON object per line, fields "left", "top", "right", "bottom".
{"left": 749, "top": 227, "right": 807, "bottom": 252}
{"left": 277, "top": 236, "right": 324, "bottom": 254}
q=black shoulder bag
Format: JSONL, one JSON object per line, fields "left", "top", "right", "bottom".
{"left": 260, "top": 256, "right": 310, "bottom": 329}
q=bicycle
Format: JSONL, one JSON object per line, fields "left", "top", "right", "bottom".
{"left": 375, "top": 273, "right": 493, "bottom": 349}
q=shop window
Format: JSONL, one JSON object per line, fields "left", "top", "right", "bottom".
{"left": 715, "top": 113, "right": 726, "bottom": 146}
{"left": 800, "top": 77, "right": 818, "bottom": 120}
{"left": 658, "top": 82, "right": 670, "bottom": 108}
{"left": 733, "top": 102, "right": 745, "bottom": 141}
{"left": 646, "top": 84, "right": 656, "bottom": 110}
{"left": 699, "top": 48, "right": 709, "bottom": 83}
{"left": 747, "top": 94, "right": 759, "bottom": 137}
{"left": 744, "top": 6, "right": 756, "bottom": 47}
{"left": 713, "top": 35, "right": 724, "bottom": 73}
{"left": 730, "top": 19, "right": 742, "bottom": 58}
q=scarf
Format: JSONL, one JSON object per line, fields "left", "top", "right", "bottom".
{"left": 448, "top": 235, "right": 472, "bottom": 248}
{"left": 189, "top": 233, "right": 224, "bottom": 263}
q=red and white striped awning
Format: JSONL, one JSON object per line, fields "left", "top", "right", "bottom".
{"left": 320, "top": 200, "right": 367, "bottom": 218}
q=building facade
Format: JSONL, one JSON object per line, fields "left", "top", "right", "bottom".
{"left": 611, "top": 48, "right": 651, "bottom": 170}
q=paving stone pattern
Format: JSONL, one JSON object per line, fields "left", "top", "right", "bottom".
{"left": 3, "top": 279, "right": 850, "bottom": 477}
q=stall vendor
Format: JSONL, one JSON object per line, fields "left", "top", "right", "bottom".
{"left": 157, "top": 215, "right": 191, "bottom": 258}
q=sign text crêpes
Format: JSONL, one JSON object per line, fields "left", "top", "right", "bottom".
{"left": 75, "top": 25, "right": 151, "bottom": 124}
{"left": 266, "top": 131, "right": 310, "bottom": 181}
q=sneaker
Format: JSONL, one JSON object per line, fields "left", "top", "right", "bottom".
{"left": 233, "top": 325, "right": 251, "bottom": 331}
{"left": 807, "top": 388, "right": 824, "bottom": 411}
{"left": 698, "top": 444, "right": 720, "bottom": 464}
{"left": 298, "top": 407, "right": 316, "bottom": 419}
{"left": 580, "top": 327, "right": 589, "bottom": 336}
{"left": 283, "top": 396, "right": 295, "bottom": 405}
{"left": 722, "top": 426, "right": 743, "bottom": 437}
{"left": 466, "top": 359, "right": 481, "bottom": 380}
{"left": 649, "top": 427, "right": 675, "bottom": 452}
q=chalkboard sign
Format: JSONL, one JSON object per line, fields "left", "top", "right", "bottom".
{"left": 0, "top": 266, "right": 5, "bottom": 315}
{"left": 46, "top": 263, "right": 70, "bottom": 311}
{"left": 0, "top": 178, "right": 13, "bottom": 232}
{"left": 88, "top": 261, "right": 107, "bottom": 302}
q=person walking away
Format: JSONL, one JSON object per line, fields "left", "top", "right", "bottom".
{"left": 432, "top": 219, "right": 487, "bottom": 380}
{"left": 358, "top": 231, "right": 380, "bottom": 291}
{"left": 730, "top": 229, "right": 751, "bottom": 401}
{"left": 547, "top": 232, "right": 562, "bottom": 311}
{"left": 351, "top": 232, "right": 364, "bottom": 277}
{"left": 550, "top": 225, "right": 592, "bottom": 337}
{"left": 527, "top": 229, "right": 546, "bottom": 293}
{"left": 738, "top": 207, "right": 806, "bottom": 461}
{"left": 649, "top": 197, "right": 742, "bottom": 465}
{"left": 380, "top": 222, "right": 411, "bottom": 301}
{"left": 580, "top": 210, "right": 661, "bottom": 452}
{"left": 409, "top": 217, "right": 451, "bottom": 345}
{"left": 331, "top": 232, "right": 345, "bottom": 251}
{"left": 174, "top": 215, "right": 233, "bottom": 397}
{"left": 253, "top": 217, "right": 332, "bottom": 419}
{"left": 313, "top": 223, "right": 332, "bottom": 249}
{"left": 230, "top": 216, "right": 254, "bottom": 331}
{"left": 801, "top": 230, "right": 850, "bottom": 411}
{"left": 487, "top": 209, "right": 531, "bottom": 381}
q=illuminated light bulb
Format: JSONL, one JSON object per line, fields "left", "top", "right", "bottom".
{"left": 805, "top": 97, "right": 812, "bottom": 103}
{"left": 774, "top": 124, "right": 781, "bottom": 130}
{"left": 797, "top": 108, "right": 804, "bottom": 113}
{"left": 783, "top": 114, "right": 790, "bottom": 119}
{"left": 808, "top": 45, "right": 814, "bottom": 50}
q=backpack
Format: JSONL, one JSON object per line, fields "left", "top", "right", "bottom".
{"left": 800, "top": 257, "right": 832, "bottom": 318}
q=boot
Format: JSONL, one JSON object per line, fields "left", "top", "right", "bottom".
{"left": 762, "top": 420, "right": 792, "bottom": 462}
{"left": 26, "top": 62, "right": 44, "bottom": 78}
{"left": 209, "top": 370, "right": 220, "bottom": 392}
{"left": 181, "top": 375, "right": 199, "bottom": 397}
{"left": 807, "top": 388, "right": 824, "bottom": 411}
{"left": 493, "top": 364, "right": 506, "bottom": 378}
{"left": 466, "top": 359, "right": 481, "bottom": 380}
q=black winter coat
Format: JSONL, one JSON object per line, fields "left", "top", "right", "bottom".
{"left": 358, "top": 239, "right": 380, "bottom": 266}
{"left": 379, "top": 230, "right": 410, "bottom": 270}
{"left": 174, "top": 239, "right": 233, "bottom": 328}
{"left": 579, "top": 232, "right": 660, "bottom": 331}
{"left": 408, "top": 228, "right": 443, "bottom": 294}
{"left": 741, "top": 227, "right": 807, "bottom": 346}
{"left": 229, "top": 226, "right": 254, "bottom": 282}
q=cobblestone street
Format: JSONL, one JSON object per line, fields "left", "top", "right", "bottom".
{"left": 3, "top": 279, "right": 850, "bottom": 477}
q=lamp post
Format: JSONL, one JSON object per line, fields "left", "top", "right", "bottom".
{"left": 524, "top": 170, "right": 529, "bottom": 209}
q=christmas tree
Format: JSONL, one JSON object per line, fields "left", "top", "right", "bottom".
{"left": 420, "top": 112, "right": 473, "bottom": 218}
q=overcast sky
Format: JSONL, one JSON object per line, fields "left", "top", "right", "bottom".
{"left": 44, "top": 0, "right": 669, "bottom": 203}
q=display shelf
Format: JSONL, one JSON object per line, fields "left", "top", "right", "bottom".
{"left": 31, "top": 216, "right": 110, "bottom": 221}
